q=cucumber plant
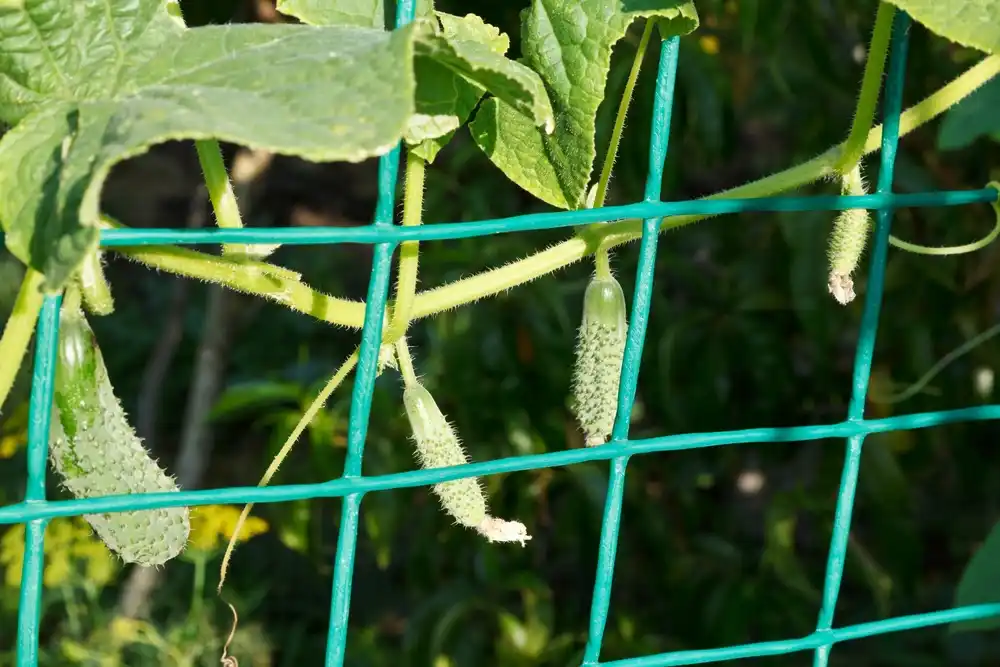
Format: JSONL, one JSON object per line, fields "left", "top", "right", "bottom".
{"left": 0, "top": 0, "right": 999, "bottom": 657}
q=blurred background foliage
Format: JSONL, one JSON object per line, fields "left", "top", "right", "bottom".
{"left": 3, "top": 0, "right": 1000, "bottom": 665}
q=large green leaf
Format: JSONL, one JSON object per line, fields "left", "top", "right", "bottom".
{"left": 276, "top": 0, "right": 435, "bottom": 29}
{"left": 884, "top": 0, "right": 1000, "bottom": 54}
{"left": 278, "top": 5, "right": 554, "bottom": 164}
{"left": 938, "top": 76, "right": 1000, "bottom": 150}
{"left": 470, "top": 0, "right": 699, "bottom": 210}
{"left": 951, "top": 517, "right": 1000, "bottom": 633}
{"left": 0, "top": 0, "right": 420, "bottom": 289}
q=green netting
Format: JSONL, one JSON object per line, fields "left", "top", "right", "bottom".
{"left": 3, "top": 4, "right": 1000, "bottom": 666}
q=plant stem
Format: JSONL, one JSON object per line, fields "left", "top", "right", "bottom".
{"left": 594, "top": 19, "right": 655, "bottom": 210}
{"left": 592, "top": 19, "right": 654, "bottom": 282}
{"left": 864, "top": 54, "right": 1000, "bottom": 153}
{"left": 103, "top": 222, "right": 365, "bottom": 329}
{"left": 60, "top": 583, "right": 83, "bottom": 638}
{"left": 78, "top": 251, "right": 114, "bottom": 316}
{"left": 411, "top": 237, "right": 591, "bottom": 321}
{"left": 594, "top": 244, "right": 613, "bottom": 279}
{"left": 188, "top": 552, "right": 207, "bottom": 624}
{"left": 218, "top": 349, "right": 360, "bottom": 592}
{"left": 835, "top": 2, "right": 895, "bottom": 173}
{"left": 889, "top": 184, "right": 1000, "bottom": 255}
{"left": 394, "top": 337, "right": 418, "bottom": 387}
{"left": 0, "top": 269, "right": 45, "bottom": 414}
{"left": 194, "top": 139, "right": 247, "bottom": 258}
{"left": 385, "top": 151, "right": 426, "bottom": 343}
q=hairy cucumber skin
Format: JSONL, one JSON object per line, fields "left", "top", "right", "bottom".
{"left": 49, "top": 306, "right": 189, "bottom": 566}
{"left": 572, "top": 277, "right": 628, "bottom": 446}
{"left": 403, "top": 383, "right": 488, "bottom": 529}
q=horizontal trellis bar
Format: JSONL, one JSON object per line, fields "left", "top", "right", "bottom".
{"left": 3, "top": 403, "right": 998, "bottom": 524}
{"left": 600, "top": 602, "right": 1000, "bottom": 666}
{"left": 98, "top": 187, "right": 999, "bottom": 247}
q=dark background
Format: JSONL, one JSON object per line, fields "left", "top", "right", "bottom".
{"left": 3, "top": 0, "right": 1000, "bottom": 665}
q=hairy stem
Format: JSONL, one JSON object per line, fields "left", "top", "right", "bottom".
{"left": 592, "top": 19, "right": 654, "bottom": 281}
{"left": 78, "top": 251, "right": 115, "bottom": 316}
{"left": 195, "top": 143, "right": 278, "bottom": 259}
{"left": 835, "top": 1, "right": 895, "bottom": 173}
{"left": 386, "top": 151, "right": 426, "bottom": 343}
{"left": 218, "top": 349, "right": 360, "bottom": 592}
{"left": 0, "top": 269, "right": 45, "bottom": 414}
{"left": 595, "top": 244, "right": 613, "bottom": 279}
{"left": 102, "top": 217, "right": 365, "bottom": 328}
{"left": 595, "top": 19, "right": 655, "bottom": 209}
{"left": 194, "top": 139, "right": 246, "bottom": 258}
{"left": 395, "top": 337, "right": 418, "bottom": 387}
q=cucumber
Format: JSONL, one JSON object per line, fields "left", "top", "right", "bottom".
{"left": 403, "top": 380, "right": 529, "bottom": 545}
{"left": 571, "top": 275, "right": 628, "bottom": 446}
{"left": 48, "top": 301, "right": 189, "bottom": 566}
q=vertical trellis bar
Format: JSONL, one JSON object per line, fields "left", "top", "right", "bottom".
{"left": 811, "top": 11, "right": 911, "bottom": 667}
{"left": 582, "top": 34, "right": 681, "bottom": 666}
{"left": 16, "top": 294, "right": 62, "bottom": 667}
{"left": 323, "top": 2, "right": 417, "bottom": 664}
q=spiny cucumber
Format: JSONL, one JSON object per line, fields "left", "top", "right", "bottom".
{"left": 827, "top": 164, "right": 871, "bottom": 305}
{"left": 49, "top": 301, "right": 189, "bottom": 566}
{"left": 571, "top": 275, "right": 628, "bottom": 446}
{"left": 403, "top": 381, "right": 529, "bottom": 546}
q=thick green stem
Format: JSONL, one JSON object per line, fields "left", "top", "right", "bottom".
{"left": 218, "top": 349, "right": 360, "bottom": 592}
{"left": 594, "top": 245, "right": 613, "bottom": 279}
{"left": 194, "top": 139, "right": 246, "bottom": 257}
{"left": 0, "top": 268, "right": 45, "bottom": 413}
{"left": 101, "top": 217, "right": 364, "bottom": 329}
{"left": 835, "top": 2, "right": 895, "bottom": 173}
{"left": 385, "top": 151, "right": 426, "bottom": 343}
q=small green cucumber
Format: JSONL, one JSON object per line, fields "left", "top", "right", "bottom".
{"left": 571, "top": 275, "right": 628, "bottom": 446}
{"left": 827, "top": 165, "right": 871, "bottom": 305}
{"left": 403, "top": 381, "right": 529, "bottom": 545}
{"left": 49, "top": 302, "right": 189, "bottom": 566}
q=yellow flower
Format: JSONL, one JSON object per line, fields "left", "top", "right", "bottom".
{"left": 188, "top": 505, "right": 269, "bottom": 553}
{"left": 0, "top": 517, "right": 118, "bottom": 589}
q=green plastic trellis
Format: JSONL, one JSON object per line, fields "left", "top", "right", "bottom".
{"left": 4, "top": 3, "right": 1000, "bottom": 666}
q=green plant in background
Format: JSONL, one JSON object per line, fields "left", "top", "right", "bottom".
{"left": 2, "top": 0, "right": 1000, "bottom": 665}
{"left": 0, "top": 508, "right": 269, "bottom": 666}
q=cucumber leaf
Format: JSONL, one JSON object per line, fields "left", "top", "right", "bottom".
{"left": 278, "top": 5, "right": 555, "bottom": 165}
{"left": 0, "top": 0, "right": 420, "bottom": 289}
{"left": 276, "top": 0, "right": 435, "bottom": 29}
{"left": 884, "top": 0, "right": 1000, "bottom": 54}
{"left": 469, "top": 0, "right": 699, "bottom": 210}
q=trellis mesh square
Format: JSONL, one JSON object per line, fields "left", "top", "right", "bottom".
{"left": 3, "top": 3, "right": 1000, "bottom": 666}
